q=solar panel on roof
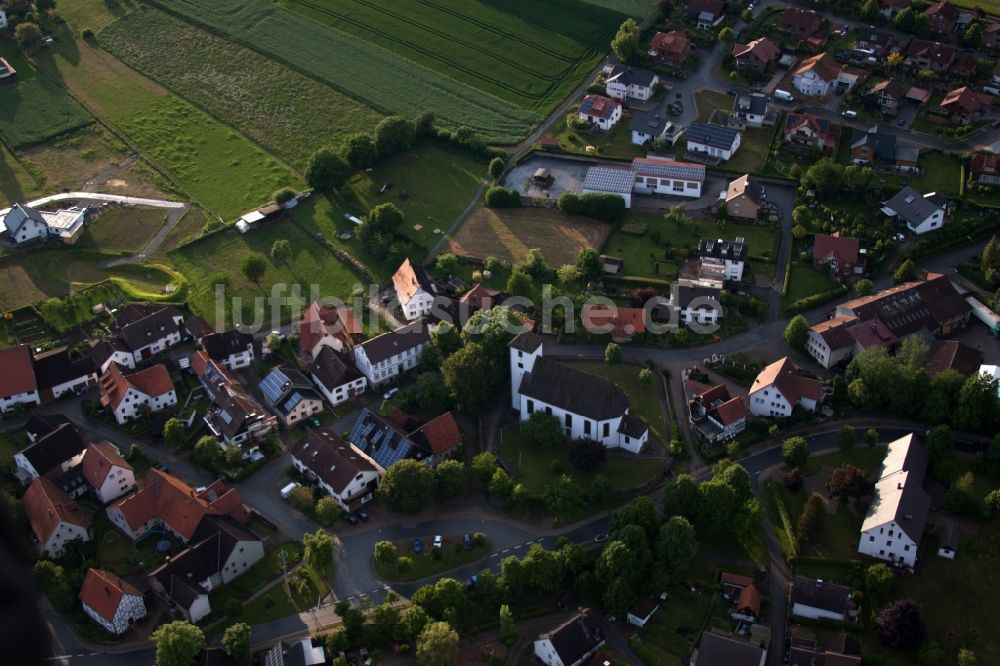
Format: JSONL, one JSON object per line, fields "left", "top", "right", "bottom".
{"left": 260, "top": 369, "right": 289, "bottom": 402}
{"left": 282, "top": 392, "right": 302, "bottom": 413}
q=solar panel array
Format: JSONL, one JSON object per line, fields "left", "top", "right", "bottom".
{"left": 632, "top": 159, "right": 705, "bottom": 181}
{"left": 348, "top": 409, "right": 413, "bottom": 469}
{"left": 582, "top": 167, "right": 635, "bottom": 193}
{"left": 260, "top": 368, "right": 290, "bottom": 403}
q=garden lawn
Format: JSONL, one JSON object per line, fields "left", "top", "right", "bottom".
{"left": 349, "top": 143, "right": 486, "bottom": 248}
{"left": 237, "top": 564, "right": 330, "bottom": 626}
{"left": 575, "top": 363, "right": 665, "bottom": 441}
{"left": 150, "top": 0, "right": 542, "bottom": 143}
{"left": 78, "top": 207, "right": 167, "bottom": 254}
{"left": 276, "top": 0, "right": 622, "bottom": 112}
{"left": 775, "top": 484, "right": 860, "bottom": 560}
{"left": 374, "top": 536, "right": 492, "bottom": 582}
{"left": 800, "top": 444, "right": 887, "bottom": 477}
{"left": 725, "top": 126, "right": 775, "bottom": 175}
{"left": 210, "top": 541, "right": 304, "bottom": 611}
{"left": 782, "top": 263, "right": 839, "bottom": 308}
{"left": 694, "top": 90, "right": 731, "bottom": 123}
{"left": 168, "top": 219, "right": 361, "bottom": 325}
{"left": 640, "top": 588, "right": 717, "bottom": 665}
{"left": 910, "top": 152, "right": 962, "bottom": 197}
{"left": 0, "top": 142, "right": 43, "bottom": 202}
{"left": 100, "top": 6, "right": 383, "bottom": 170}
{"left": 152, "top": 208, "right": 210, "bottom": 257}
{"left": 543, "top": 114, "right": 645, "bottom": 161}
{"left": 0, "top": 76, "right": 94, "bottom": 149}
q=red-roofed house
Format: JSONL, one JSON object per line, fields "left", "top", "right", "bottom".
{"left": 970, "top": 153, "right": 1000, "bottom": 185}
{"left": 0, "top": 344, "right": 40, "bottom": 413}
{"left": 939, "top": 86, "right": 993, "bottom": 124}
{"left": 393, "top": 258, "right": 437, "bottom": 321}
{"left": 577, "top": 94, "right": 623, "bottom": 131}
{"left": 23, "top": 477, "right": 93, "bottom": 557}
{"left": 79, "top": 568, "right": 147, "bottom": 635}
{"left": 460, "top": 283, "right": 503, "bottom": 311}
{"left": 813, "top": 232, "right": 864, "bottom": 280}
{"left": 107, "top": 469, "right": 247, "bottom": 542}
{"left": 783, "top": 113, "right": 838, "bottom": 152}
{"left": 926, "top": 339, "right": 981, "bottom": 377}
{"left": 649, "top": 30, "right": 693, "bottom": 68}
{"left": 411, "top": 412, "right": 463, "bottom": 464}
{"left": 99, "top": 363, "right": 176, "bottom": 424}
{"left": 687, "top": 383, "right": 748, "bottom": 445}
{"left": 781, "top": 7, "right": 825, "bottom": 47}
{"left": 749, "top": 357, "right": 825, "bottom": 417}
{"left": 297, "top": 301, "right": 364, "bottom": 359}
{"left": 581, "top": 304, "right": 647, "bottom": 342}
{"left": 731, "top": 584, "right": 763, "bottom": 622}
{"left": 81, "top": 441, "right": 136, "bottom": 504}
{"left": 806, "top": 316, "right": 858, "bottom": 369}
{"left": 732, "top": 38, "right": 781, "bottom": 75}
{"left": 905, "top": 39, "right": 955, "bottom": 72}
{"left": 923, "top": 1, "right": 958, "bottom": 36}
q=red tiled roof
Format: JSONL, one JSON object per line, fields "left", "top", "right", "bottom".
{"left": 732, "top": 37, "right": 781, "bottom": 63}
{"left": 736, "top": 584, "right": 763, "bottom": 615}
{"left": 298, "top": 301, "right": 363, "bottom": 355}
{"left": 813, "top": 232, "right": 860, "bottom": 265}
{"left": 392, "top": 258, "right": 433, "bottom": 305}
{"left": 78, "top": 568, "right": 142, "bottom": 623}
{"left": 793, "top": 52, "right": 841, "bottom": 82}
{"left": 926, "top": 339, "right": 981, "bottom": 376}
{"left": 23, "top": 477, "right": 93, "bottom": 544}
{"left": 650, "top": 30, "right": 691, "bottom": 56}
{"left": 751, "top": 357, "right": 824, "bottom": 404}
{"left": 940, "top": 86, "right": 993, "bottom": 114}
{"left": 581, "top": 304, "right": 647, "bottom": 341}
{"left": 810, "top": 316, "right": 857, "bottom": 349}
{"left": 99, "top": 363, "right": 173, "bottom": 413}
{"left": 721, "top": 572, "right": 753, "bottom": 588}
{"left": 782, "top": 7, "right": 822, "bottom": 34}
{"left": 81, "top": 441, "right": 132, "bottom": 489}
{"left": 0, "top": 344, "right": 37, "bottom": 397}
{"left": 413, "top": 412, "right": 462, "bottom": 456}
{"left": 905, "top": 39, "right": 955, "bottom": 64}
{"left": 924, "top": 0, "right": 958, "bottom": 21}
{"left": 580, "top": 94, "right": 622, "bottom": 120}
{"left": 847, "top": 317, "right": 898, "bottom": 349}
{"left": 971, "top": 153, "right": 1000, "bottom": 175}
{"left": 460, "top": 283, "right": 501, "bottom": 310}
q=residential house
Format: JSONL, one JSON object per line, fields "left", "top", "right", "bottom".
{"left": 631, "top": 157, "right": 706, "bottom": 198}
{"left": 534, "top": 610, "right": 605, "bottom": 666}
{"left": 107, "top": 469, "right": 249, "bottom": 542}
{"left": 783, "top": 113, "right": 837, "bottom": 152}
{"left": 813, "top": 232, "right": 864, "bottom": 280}
{"left": 789, "top": 636, "right": 862, "bottom": 666}
{"left": 32, "top": 347, "right": 98, "bottom": 403}
{"left": 88, "top": 338, "right": 135, "bottom": 374}
{"left": 627, "top": 599, "right": 660, "bottom": 628}
{"left": 733, "top": 93, "right": 770, "bottom": 127}
{"left": 793, "top": 53, "right": 855, "bottom": 97}
{"left": 509, "top": 332, "right": 649, "bottom": 452}
{"left": 692, "top": 631, "right": 766, "bottom": 666}
{"left": 582, "top": 167, "right": 635, "bottom": 208}
{"left": 81, "top": 441, "right": 136, "bottom": 504}
{"left": 854, "top": 29, "right": 905, "bottom": 57}
{"left": 686, "top": 0, "right": 726, "bottom": 29}
{"left": 948, "top": 53, "right": 977, "bottom": 80}
{"left": 98, "top": 363, "right": 177, "bottom": 424}
{"left": 850, "top": 126, "right": 918, "bottom": 173}
{"left": 725, "top": 174, "right": 764, "bottom": 221}
{"left": 732, "top": 38, "right": 781, "bottom": 75}
{"left": 882, "top": 186, "right": 947, "bottom": 234}
{"left": 748, "top": 357, "right": 825, "bottom": 417}
{"left": 781, "top": 7, "right": 827, "bottom": 49}
{"left": 699, "top": 237, "right": 747, "bottom": 281}
{"left": 581, "top": 304, "right": 647, "bottom": 343}
{"left": 970, "top": 153, "right": 1000, "bottom": 185}
{"left": 0, "top": 202, "right": 88, "bottom": 245}
{"left": 792, "top": 577, "right": 854, "bottom": 621}
{"left": 925, "top": 339, "right": 981, "bottom": 377}
{"left": 720, "top": 571, "right": 754, "bottom": 598}
{"left": 859, "top": 434, "right": 930, "bottom": 567}
{"left": 923, "top": 0, "right": 958, "bottom": 36}
{"left": 23, "top": 412, "right": 71, "bottom": 443}
{"left": 409, "top": 412, "right": 464, "bottom": 464}
{"left": 108, "top": 304, "right": 184, "bottom": 364}
{"left": 309, "top": 347, "right": 367, "bottom": 408}
{"left": 352, "top": 320, "right": 429, "bottom": 385}
{"left": 260, "top": 638, "right": 326, "bottom": 666}
{"left": 686, "top": 122, "right": 741, "bottom": 162}
{"left": 200, "top": 330, "right": 254, "bottom": 370}
{"left": 939, "top": 86, "right": 993, "bottom": 124}
{"left": 937, "top": 524, "right": 959, "bottom": 559}
{"left": 806, "top": 316, "right": 861, "bottom": 369}
{"left": 834, "top": 272, "right": 971, "bottom": 337}
{"left": 259, "top": 366, "right": 324, "bottom": 428}
{"left": 731, "top": 584, "right": 763, "bottom": 622}
{"left": 666, "top": 285, "right": 723, "bottom": 326}
{"left": 649, "top": 30, "right": 693, "bottom": 68}
{"left": 878, "top": 0, "right": 912, "bottom": 19}
{"left": 14, "top": 421, "right": 87, "bottom": 485}
{"left": 290, "top": 428, "right": 383, "bottom": 511}
{"left": 630, "top": 111, "right": 674, "bottom": 146}
{"left": 347, "top": 408, "right": 428, "bottom": 468}
{"left": 183, "top": 315, "right": 214, "bottom": 342}
{"left": 0, "top": 344, "right": 40, "bottom": 413}
{"left": 687, "top": 381, "right": 748, "bottom": 445}
{"left": 297, "top": 301, "right": 364, "bottom": 358}
{"left": 0, "top": 56, "right": 17, "bottom": 84}
{"left": 23, "top": 477, "right": 92, "bottom": 558}
{"left": 393, "top": 258, "right": 437, "bottom": 321}
{"left": 460, "top": 283, "right": 504, "bottom": 312}
{"left": 605, "top": 65, "right": 660, "bottom": 101}
{"left": 192, "top": 351, "right": 277, "bottom": 453}
{"left": 79, "top": 569, "right": 146, "bottom": 636}
{"left": 147, "top": 514, "right": 264, "bottom": 623}
{"left": 577, "top": 94, "right": 623, "bottom": 131}
{"left": 905, "top": 39, "right": 955, "bottom": 72}
{"left": 864, "top": 80, "right": 905, "bottom": 116}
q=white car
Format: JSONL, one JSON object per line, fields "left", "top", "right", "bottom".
{"left": 433, "top": 535, "right": 443, "bottom": 549}
{"left": 383, "top": 387, "right": 399, "bottom": 400}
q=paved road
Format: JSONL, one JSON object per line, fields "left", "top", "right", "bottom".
{"left": 1, "top": 192, "right": 186, "bottom": 215}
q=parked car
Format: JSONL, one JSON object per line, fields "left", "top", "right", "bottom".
{"left": 383, "top": 387, "right": 399, "bottom": 400}
{"left": 463, "top": 534, "right": 473, "bottom": 550}
{"left": 466, "top": 575, "right": 478, "bottom": 590}
{"left": 412, "top": 538, "right": 423, "bottom": 554}
{"left": 433, "top": 535, "right": 443, "bottom": 549}
{"left": 342, "top": 513, "right": 360, "bottom": 526}
{"left": 594, "top": 533, "right": 609, "bottom": 542}
{"left": 356, "top": 510, "right": 370, "bottom": 522}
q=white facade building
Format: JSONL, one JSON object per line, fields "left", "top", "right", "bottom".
{"left": 81, "top": 442, "right": 136, "bottom": 505}
{"left": 534, "top": 611, "right": 605, "bottom": 666}
{"left": 310, "top": 347, "right": 368, "bottom": 407}
{"left": 290, "top": 429, "right": 383, "bottom": 512}
{"left": 79, "top": 569, "right": 147, "bottom": 636}
{"left": 631, "top": 157, "right": 705, "bottom": 198}
{"left": 353, "top": 321, "right": 428, "bottom": 385}
{"left": 748, "top": 357, "right": 824, "bottom": 418}
{"left": 686, "top": 122, "right": 742, "bottom": 162}
{"left": 393, "top": 258, "right": 436, "bottom": 321}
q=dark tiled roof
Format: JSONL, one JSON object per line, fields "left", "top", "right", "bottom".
{"left": 699, "top": 238, "right": 748, "bottom": 262}
{"left": 24, "top": 413, "right": 71, "bottom": 441}
{"left": 695, "top": 632, "right": 765, "bottom": 666}
{"left": 111, "top": 305, "right": 182, "bottom": 352}
{"left": 618, "top": 413, "right": 649, "bottom": 438}
{"left": 509, "top": 331, "right": 543, "bottom": 353}
{"left": 201, "top": 330, "right": 254, "bottom": 362}
{"left": 18, "top": 422, "right": 87, "bottom": 477}
{"left": 310, "top": 347, "right": 363, "bottom": 391}
{"left": 792, "top": 576, "right": 852, "bottom": 615}
{"left": 291, "top": 428, "right": 381, "bottom": 494}
{"left": 687, "top": 122, "right": 740, "bottom": 150}
{"left": 358, "top": 320, "right": 429, "bottom": 365}
{"left": 543, "top": 610, "right": 605, "bottom": 666}
{"left": 518, "top": 358, "right": 628, "bottom": 420}
{"left": 926, "top": 339, "right": 981, "bottom": 376}
{"left": 32, "top": 347, "right": 97, "bottom": 392}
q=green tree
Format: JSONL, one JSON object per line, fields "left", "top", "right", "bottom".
{"left": 221, "top": 622, "right": 252, "bottom": 666}
{"left": 396, "top": 555, "right": 413, "bottom": 574}
{"left": 488, "top": 157, "right": 506, "bottom": 181}
{"left": 542, "top": 474, "right": 584, "bottom": 518}
{"left": 379, "top": 459, "right": 436, "bottom": 512}
{"left": 32, "top": 560, "right": 73, "bottom": 611}
{"left": 861, "top": 0, "right": 882, "bottom": 22}
{"left": 557, "top": 264, "right": 581, "bottom": 287}
{"left": 719, "top": 26, "right": 736, "bottom": 42}
{"left": 435, "top": 459, "right": 466, "bottom": 498}
{"left": 375, "top": 540, "right": 398, "bottom": 565}
{"left": 273, "top": 188, "right": 296, "bottom": 205}
{"left": 956, "top": 371, "right": 999, "bottom": 433}
{"left": 499, "top": 604, "right": 516, "bottom": 644}
{"left": 783, "top": 437, "right": 810, "bottom": 467}
{"left": 397, "top": 604, "right": 429, "bottom": 644}
{"left": 342, "top": 133, "right": 379, "bottom": 170}
{"left": 866, "top": 563, "right": 895, "bottom": 605}
{"left": 270, "top": 239, "right": 293, "bottom": 265}
{"left": 315, "top": 497, "right": 342, "bottom": 526}
{"left": 837, "top": 425, "right": 856, "bottom": 453}
{"left": 981, "top": 236, "right": 1000, "bottom": 285}
{"left": 442, "top": 342, "right": 496, "bottom": 414}
{"left": 611, "top": 19, "right": 640, "bottom": 63}
{"left": 375, "top": 116, "right": 416, "bottom": 156}
{"left": 962, "top": 21, "right": 982, "bottom": 48}
{"left": 416, "top": 622, "right": 459, "bottom": 666}
{"left": 866, "top": 428, "right": 879, "bottom": 447}
{"left": 605, "top": 342, "right": 623, "bottom": 365}
{"left": 656, "top": 516, "right": 698, "bottom": 583}
{"left": 783, "top": 314, "right": 809, "bottom": 350}
{"left": 984, "top": 488, "right": 1000, "bottom": 518}
{"left": 792, "top": 224, "right": 808, "bottom": 240}
{"left": 488, "top": 467, "right": 515, "bottom": 500}
{"left": 797, "top": 493, "right": 826, "bottom": 544}
{"left": 152, "top": 621, "right": 205, "bottom": 666}
{"left": 662, "top": 474, "right": 700, "bottom": 520}
{"left": 304, "top": 530, "right": 334, "bottom": 573}
{"left": 926, "top": 424, "right": 953, "bottom": 465}
{"left": 521, "top": 411, "right": 563, "bottom": 448}
{"left": 288, "top": 485, "right": 314, "bottom": 513}
{"left": 855, "top": 278, "right": 874, "bottom": 296}
{"left": 163, "top": 417, "right": 186, "bottom": 449}
{"left": 576, "top": 248, "right": 603, "bottom": 283}
{"left": 877, "top": 598, "right": 927, "bottom": 649}
{"left": 471, "top": 452, "right": 499, "bottom": 486}
{"left": 15, "top": 23, "right": 42, "bottom": 49}
{"left": 241, "top": 252, "right": 267, "bottom": 284}
{"left": 224, "top": 446, "right": 243, "bottom": 468}
{"left": 894, "top": 258, "right": 916, "bottom": 283}
{"left": 639, "top": 368, "right": 653, "bottom": 384}
{"left": 370, "top": 600, "right": 401, "bottom": 645}
{"left": 430, "top": 321, "right": 462, "bottom": 359}
{"left": 506, "top": 268, "right": 532, "bottom": 297}
{"left": 697, "top": 480, "right": 739, "bottom": 538}
{"left": 610, "top": 495, "right": 660, "bottom": 541}
{"left": 306, "top": 147, "right": 352, "bottom": 193}
{"left": 193, "top": 436, "right": 223, "bottom": 467}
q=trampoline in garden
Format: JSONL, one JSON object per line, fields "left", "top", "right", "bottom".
{"left": 155, "top": 540, "right": 172, "bottom": 554}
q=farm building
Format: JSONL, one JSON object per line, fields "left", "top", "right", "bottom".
{"left": 581, "top": 167, "right": 635, "bottom": 208}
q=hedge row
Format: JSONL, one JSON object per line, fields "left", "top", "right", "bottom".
{"left": 784, "top": 286, "right": 847, "bottom": 316}
{"left": 557, "top": 191, "right": 626, "bottom": 222}
{"left": 767, "top": 479, "right": 798, "bottom": 558}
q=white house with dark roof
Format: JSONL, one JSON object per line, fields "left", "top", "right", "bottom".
{"left": 534, "top": 610, "right": 605, "bottom": 666}
{"left": 881, "top": 186, "right": 946, "bottom": 235}
{"left": 509, "top": 332, "right": 648, "bottom": 452}
{"left": 581, "top": 167, "right": 635, "bottom": 208}
{"left": 792, "top": 576, "right": 854, "bottom": 621}
{"left": 14, "top": 421, "right": 88, "bottom": 484}
{"left": 393, "top": 258, "right": 436, "bottom": 321}
{"left": 699, "top": 237, "right": 748, "bottom": 281}
{"left": 733, "top": 93, "right": 771, "bottom": 128}
{"left": 290, "top": 428, "right": 383, "bottom": 511}
{"left": 200, "top": 330, "right": 254, "bottom": 370}
{"left": 665, "top": 285, "right": 722, "bottom": 326}
{"left": 108, "top": 304, "right": 184, "bottom": 363}
{"left": 353, "top": 320, "right": 429, "bottom": 385}
{"left": 604, "top": 65, "right": 659, "bottom": 101}
{"left": 310, "top": 347, "right": 367, "bottom": 407}
{"left": 31, "top": 347, "right": 98, "bottom": 403}
{"left": 858, "top": 433, "right": 929, "bottom": 567}
{"left": 631, "top": 157, "right": 705, "bottom": 198}
{"left": 630, "top": 110, "right": 674, "bottom": 146}
{"left": 686, "top": 122, "right": 742, "bottom": 162}
{"left": 0, "top": 203, "right": 87, "bottom": 245}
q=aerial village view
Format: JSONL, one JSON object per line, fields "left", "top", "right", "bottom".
{"left": 0, "top": 0, "right": 999, "bottom": 665}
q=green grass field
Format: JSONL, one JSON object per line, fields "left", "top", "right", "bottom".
{"left": 576, "top": 362, "right": 665, "bottom": 441}
{"left": 99, "top": 6, "right": 383, "bottom": 169}
{"left": 168, "top": 219, "right": 361, "bottom": 325}
{"left": 0, "top": 142, "right": 43, "bottom": 202}
{"left": 77, "top": 207, "right": 167, "bottom": 254}
{"left": 151, "top": 0, "right": 542, "bottom": 143}
{"left": 277, "top": 0, "right": 621, "bottom": 112}
{"left": 374, "top": 536, "right": 491, "bottom": 582}
{"left": 0, "top": 77, "right": 94, "bottom": 149}
{"left": 580, "top": 0, "right": 659, "bottom": 16}
{"left": 782, "top": 263, "right": 839, "bottom": 308}
{"left": 911, "top": 152, "right": 962, "bottom": 197}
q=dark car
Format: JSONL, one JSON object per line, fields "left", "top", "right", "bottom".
{"left": 594, "top": 533, "right": 609, "bottom": 542}
{"left": 356, "top": 510, "right": 370, "bottom": 522}
{"left": 342, "top": 513, "right": 359, "bottom": 526}
{"left": 463, "top": 533, "right": 473, "bottom": 550}
{"left": 412, "top": 538, "right": 423, "bottom": 554}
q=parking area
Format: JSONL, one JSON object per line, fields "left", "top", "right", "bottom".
{"left": 504, "top": 155, "right": 590, "bottom": 199}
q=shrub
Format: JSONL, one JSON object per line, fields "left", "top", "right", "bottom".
{"left": 557, "top": 192, "right": 626, "bottom": 222}
{"left": 484, "top": 186, "right": 522, "bottom": 208}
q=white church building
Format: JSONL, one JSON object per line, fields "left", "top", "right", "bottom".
{"left": 509, "top": 332, "right": 648, "bottom": 453}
